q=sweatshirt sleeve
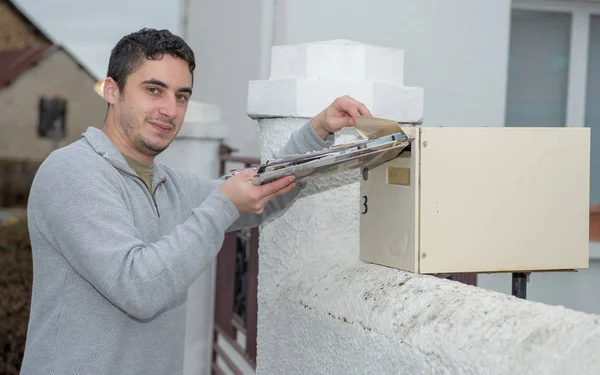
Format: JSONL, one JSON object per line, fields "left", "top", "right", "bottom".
{"left": 29, "top": 149, "right": 240, "bottom": 320}
{"left": 221, "top": 119, "right": 334, "bottom": 230}
{"left": 273, "top": 119, "right": 335, "bottom": 159}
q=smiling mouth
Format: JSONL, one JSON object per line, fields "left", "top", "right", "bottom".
{"left": 148, "top": 121, "right": 173, "bottom": 133}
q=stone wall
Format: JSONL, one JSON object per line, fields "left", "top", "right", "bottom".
{"left": 0, "top": 158, "right": 40, "bottom": 208}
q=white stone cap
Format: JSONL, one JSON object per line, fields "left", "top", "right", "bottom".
{"left": 248, "top": 79, "right": 423, "bottom": 123}
{"left": 248, "top": 39, "right": 423, "bottom": 123}
{"left": 269, "top": 39, "right": 404, "bottom": 85}
{"left": 178, "top": 100, "right": 228, "bottom": 140}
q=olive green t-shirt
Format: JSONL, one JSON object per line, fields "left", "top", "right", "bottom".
{"left": 122, "top": 154, "right": 153, "bottom": 191}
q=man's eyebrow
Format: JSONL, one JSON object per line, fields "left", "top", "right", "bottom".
{"left": 141, "top": 79, "right": 168, "bottom": 88}
{"left": 141, "top": 79, "right": 192, "bottom": 94}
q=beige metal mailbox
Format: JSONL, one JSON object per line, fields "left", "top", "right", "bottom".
{"left": 359, "top": 126, "right": 591, "bottom": 276}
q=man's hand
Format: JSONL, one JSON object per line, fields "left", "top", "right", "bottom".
{"left": 311, "top": 95, "right": 373, "bottom": 140}
{"left": 219, "top": 172, "right": 296, "bottom": 214}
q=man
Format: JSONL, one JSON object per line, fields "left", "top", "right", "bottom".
{"left": 20, "top": 28, "right": 372, "bottom": 374}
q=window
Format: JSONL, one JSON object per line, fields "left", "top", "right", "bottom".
{"left": 505, "top": 10, "right": 571, "bottom": 127}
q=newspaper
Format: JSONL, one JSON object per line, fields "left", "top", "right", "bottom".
{"left": 230, "top": 117, "right": 412, "bottom": 186}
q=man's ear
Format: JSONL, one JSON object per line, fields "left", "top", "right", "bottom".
{"left": 103, "top": 77, "right": 119, "bottom": 104}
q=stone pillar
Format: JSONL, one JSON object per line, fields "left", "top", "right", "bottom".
{"left": 156, "top": 100, "right": 228, "bottom": 375}
{"left": 247, "top": 40, "right": 423, "bottom": 372}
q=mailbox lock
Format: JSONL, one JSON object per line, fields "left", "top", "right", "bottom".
{"left": 421, "top": 252, "right": 427, "bottom": 259}
{"left": 362, "top": 167, "right": 369, "bottom": 181}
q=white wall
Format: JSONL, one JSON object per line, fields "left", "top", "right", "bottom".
{"left": 183, "top": 0, "right": 511, "bottom": 156}
{"left": 182, "top": 0, "right": 265, "bottom": 157}
{"left": 272, "top": 0, "right": 510, "bottom": 127}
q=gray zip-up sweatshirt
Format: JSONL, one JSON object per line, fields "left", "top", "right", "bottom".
{"left": 21, "top": 121, "right": 332, "bottom": 375}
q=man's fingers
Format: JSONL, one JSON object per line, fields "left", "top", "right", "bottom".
{"left": 340, "top": 95, "right": 372, "bottom": 117}
{"left": 357, "top": 102, "right": 372, "bottom": 116}
{"left": 276, "top": 180, "right": 297, "bottom": 196}
{"left": 348, "top": 98, "right": 372, "bottom": 116}
{"left": 256, "top": 181, "right": 297, "bottom": 210}
{"left": 348, "top": 107, "right": 361, "bottom": 117}
{"left": 258, "top": 175, "right": 295, "bottom": 197}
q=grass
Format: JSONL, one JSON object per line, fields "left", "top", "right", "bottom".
{"left": 0, "top": 220, "right": 33, "bottom": 375}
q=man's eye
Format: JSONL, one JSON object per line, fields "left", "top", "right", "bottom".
{"left": 147, "top": 87, "right": 160, "bottom": 95}
{"left": 177, "top": 95, "right": 189, "bottom": 102}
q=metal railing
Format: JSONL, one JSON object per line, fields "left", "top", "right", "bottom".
{"left": 212, "top": 145, "right": 259, "bottom": 374}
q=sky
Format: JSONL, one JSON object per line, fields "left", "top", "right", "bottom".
{"left": 13, "top": 0, "right": 181, "bottom": 79}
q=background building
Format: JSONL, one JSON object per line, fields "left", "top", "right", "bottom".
{"left": 0, "top": 0, "right": 105, "bottom": 162}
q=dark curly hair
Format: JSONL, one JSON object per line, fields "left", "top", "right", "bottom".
{"left": 106, "top": 28, "right": 195, "bottom": 91}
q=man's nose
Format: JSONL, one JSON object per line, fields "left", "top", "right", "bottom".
{"left": 158, "top": 96, "right": 177, "bottom": 119}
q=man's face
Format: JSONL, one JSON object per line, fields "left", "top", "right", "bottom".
{"left": 109, "top": 55, "right": 192, "bottom": 157}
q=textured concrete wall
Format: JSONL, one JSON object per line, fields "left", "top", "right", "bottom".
{"left": 270, "top": 258, "right": 600, "bottom": 374}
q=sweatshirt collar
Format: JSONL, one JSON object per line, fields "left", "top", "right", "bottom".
{"left": 81, "top": 126, "right": 167, "bottom": 185}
